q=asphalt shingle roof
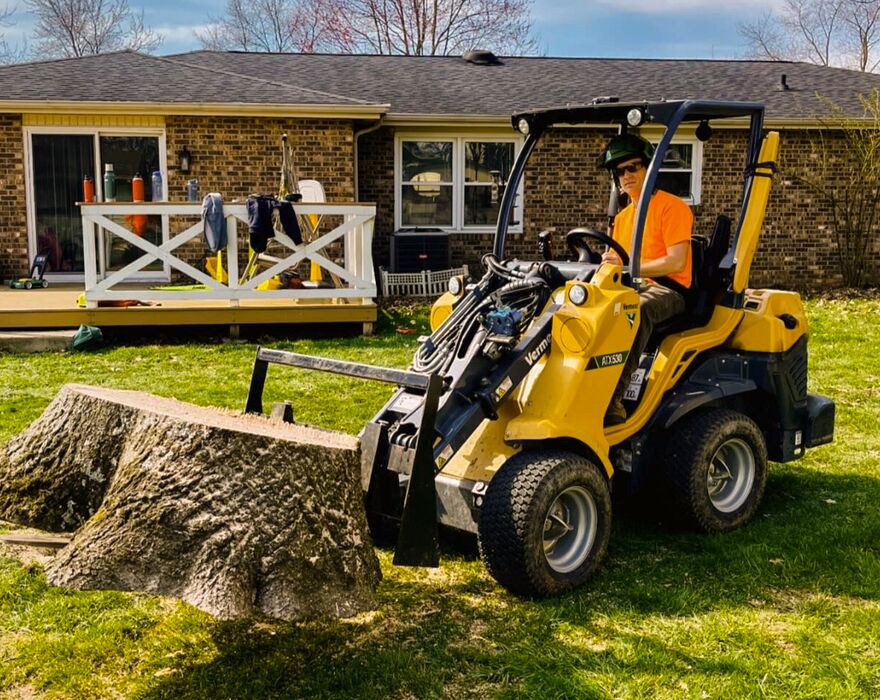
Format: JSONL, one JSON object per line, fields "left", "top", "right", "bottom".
{"left": 4, "top": 49, "right": 880, "bottom": 120}
{"left": 0, "top": 50, "right": 375, "bottom": 107}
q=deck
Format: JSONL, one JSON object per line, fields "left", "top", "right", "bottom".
{"left": 0, "top": 284, "right": 377, "bottom": 331}
{"left": 2, "top": 200, "right": 378, "bottom": 333}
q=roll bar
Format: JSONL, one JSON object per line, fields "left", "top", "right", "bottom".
{"left": 493, "top": 99, "right": 766, "bottom": 286}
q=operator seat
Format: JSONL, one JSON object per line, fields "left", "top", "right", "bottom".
{"left": 651, "top": 213, "right": 732, "bottom": 337}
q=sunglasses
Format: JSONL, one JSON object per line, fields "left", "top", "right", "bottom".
{"left": 614, "top": 162, "right": 644, "bottom": 177}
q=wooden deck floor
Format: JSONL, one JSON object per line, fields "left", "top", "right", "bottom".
{"left": 0, "top": 284, "right": 377, "bottom": 330}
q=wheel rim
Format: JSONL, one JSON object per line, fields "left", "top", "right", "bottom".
{"left": 707, "top": 437, "right": 755, "bottom": 513}
{"left": 542, "top": 485, "right": 597, "bottom": 573}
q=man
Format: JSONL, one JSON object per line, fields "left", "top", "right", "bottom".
{"left": 599, "top": 133, "right": 693, "bottom": 426}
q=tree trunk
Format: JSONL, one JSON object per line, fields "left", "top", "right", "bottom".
{"left": 0, "top": 384, "right": 381, "bottom": 622}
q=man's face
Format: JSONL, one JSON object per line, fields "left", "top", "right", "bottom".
{"left": 614, "top": 156, "right": 646, "bottom": 199}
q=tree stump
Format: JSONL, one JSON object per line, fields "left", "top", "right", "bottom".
{"left": 0, "top": 384, "right": 381, "bottom": 622}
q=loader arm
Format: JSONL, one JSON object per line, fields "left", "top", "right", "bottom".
{"left": 244, "top": 298, "right": 557, "bottom": 567}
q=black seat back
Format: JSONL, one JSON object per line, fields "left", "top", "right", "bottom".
{"left": 690, "top": 214, "right": 731, "bottom": 320}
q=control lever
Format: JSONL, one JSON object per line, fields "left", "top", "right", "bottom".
{"left": 537, "top": 230, "right": 553, "bottom": 261}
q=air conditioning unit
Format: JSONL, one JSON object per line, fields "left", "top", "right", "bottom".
{"left": 391, "top": 228, "right": 450, "bottom": 273}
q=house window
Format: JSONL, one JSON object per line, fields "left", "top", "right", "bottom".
{"left": 401, "top": 140, "right": 453, "bottom": 226}
{"left": 397, "top": 135, "right": 521, "bottom": 231}
{"left": 652, "top": 138, "right": 702, "bottom": 205}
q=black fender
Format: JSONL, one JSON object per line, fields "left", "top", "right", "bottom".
{"left": 646, "top": 346, "right": 766, "bottom": 433}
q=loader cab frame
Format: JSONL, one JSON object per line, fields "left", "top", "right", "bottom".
{"left": 495, "top": 99, "right": 766, "bottom": 298}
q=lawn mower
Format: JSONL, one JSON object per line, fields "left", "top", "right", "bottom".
{"left": 246, "top": 99, "right": 836, "bottom": 597}
{"left": 9, "top": 254, "right": 49, "bottom": 289}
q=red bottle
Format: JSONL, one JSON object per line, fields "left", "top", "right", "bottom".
{"left": 132, "top": 173, "right": 145, "bottom": 202}
{"left": 82, "top": 175, "right": 95, "bottom": 203}
{"left": 129, "top": 173, "right": 148, "bottom": 236}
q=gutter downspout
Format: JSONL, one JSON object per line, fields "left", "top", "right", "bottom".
{"left": 354, "top": 118, "right": 384, "bottom": 202}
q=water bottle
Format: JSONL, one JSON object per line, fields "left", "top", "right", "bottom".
{"left": 187, "top": 178, "right": 200, "bottom": 202}
{"left": 132, "top": 173, "right": 145, "bottom": 202}
{"left": 82, "top": 175, "right": 95, "bottom": 203}
{"left": 103, "top": 164, "right": 115, "bottom": 202}
{"left": 151, "top": 171, "right": 163, "bottom": 201}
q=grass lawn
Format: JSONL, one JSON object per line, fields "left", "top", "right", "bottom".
{"left": 0, "top": 298, "right": 878, "bottom": 699}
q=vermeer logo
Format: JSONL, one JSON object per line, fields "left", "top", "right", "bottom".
{"left": 525, "top": 335, "right": 551, "bottom": 367}
{"left": 586, "top": 350, "right": 630, "bottom": 370}
{"left": 626, "top": 312, "right": 636, "bottom": 328}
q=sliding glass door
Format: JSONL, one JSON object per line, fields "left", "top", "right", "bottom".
{"left": 27, "top": 129, "right": 167, "bottom": 281}
{"left": 30, "top": 135, "right": 95, "bottom": 274}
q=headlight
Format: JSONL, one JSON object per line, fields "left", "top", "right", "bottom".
{"left": 626, "top": 108, "right": 644, "bottom": 127}
{"left": 448, "top": 275, "right": 463, "bottom": 296}
{"left": 568, "top": 284, "right": 588, "bottom": 306}
{"left": 517, "top": 118, "right": 530, "bottom": 135}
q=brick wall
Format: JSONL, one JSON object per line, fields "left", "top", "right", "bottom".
{"left": 165, "top": 116, "right": 355, "bottom": 274}
{"left": 0, "top": 114, "right": 354, "bottom": 279}
{"left": 3, "top": 112, "right": 878, "bottom": 288}
{"left": 362, "top": 126, "right": 879, "bottom": 289}
{"left": 0, "top": 115, "right": 26, "bottom": 279}
{"left": 357, "top": 126, "right": 394, "bottom": 268}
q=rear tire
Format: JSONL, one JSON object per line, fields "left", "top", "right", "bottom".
{"left": 478, "top": 450, "right": 611, "bottom": 597}
{"left": 24, "top": 280, "right": 32, "bottom": 289}
{"left": 664, "top": 408, "right": 768, "bottom": 532}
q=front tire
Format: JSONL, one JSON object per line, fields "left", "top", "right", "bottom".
{"left": 664, "top": 408, "right": 768, "bottom": 532}
{"left": 478, "top": 450, "right": 612, "bottom": 597}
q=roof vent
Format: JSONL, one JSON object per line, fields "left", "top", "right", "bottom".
{"left": 463, "top": 49, "right": 501, "bottom": 65}
{"left": 780, "top": 74, "right": 791, "bottom": 91}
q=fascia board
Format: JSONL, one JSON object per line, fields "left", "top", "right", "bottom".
{"left": 0, "top": 100, "right": 389, "bottom": 120}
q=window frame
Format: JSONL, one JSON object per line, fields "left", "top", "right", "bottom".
{"left": 24, "top": 125, "right": 169, "bottom": 282}
{"left": 395, "top": 132, "right": 523, "bottom": 233}
{"left": 647, "top": 133, "right": 703, "bottom": 205}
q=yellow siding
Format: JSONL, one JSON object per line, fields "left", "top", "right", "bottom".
{"left": 23, "top": 114, "right": 165, "bottom": 128}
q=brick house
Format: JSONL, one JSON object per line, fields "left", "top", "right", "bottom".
{"left": 1, "top": 50, "right": 879, "bottom": 289}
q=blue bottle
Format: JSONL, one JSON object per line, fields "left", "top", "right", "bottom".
{"left": 151, "top": 171, "right": 163, "bottom": 201}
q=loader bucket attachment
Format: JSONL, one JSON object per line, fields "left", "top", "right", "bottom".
{"left": 245, "top": 347, "right": 442, "bottom": 567}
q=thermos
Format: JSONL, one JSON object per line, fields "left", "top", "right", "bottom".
{"left": 132, "top": 173, "right": 145, "bottom": 202}
{"left": 187, "top": 178, "right": 199, "bottom": 202}
{"left": 151, "top": 171, "right": 163, "bottom": 201}
{"left": 103, "top": 164, "right": 115, "bottom": 202}
{"left": 82, "top": 175, "right": 95, "bottom": 203}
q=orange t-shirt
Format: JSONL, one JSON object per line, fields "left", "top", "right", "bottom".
{"left": 612, "top": 189, "right": 694, "bottom": 288}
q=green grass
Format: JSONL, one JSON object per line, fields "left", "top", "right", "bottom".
{"left": 1, "top": 298, "right": 878, "bottom": 699}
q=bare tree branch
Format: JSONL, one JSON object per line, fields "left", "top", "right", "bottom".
{"left": 788, "top": 91, "right": 880, "bottom": 285}
{"left": 200, "top": 0, "right": 539, "bottom": 55}
{"left": 24, "top": 0, "right": 161, "bottom": 57}
{"left": 739, "top": 0, "right": 880, "bottom": 71}
{"left": 0, "top": 3, "right": 30, "bottom": 63}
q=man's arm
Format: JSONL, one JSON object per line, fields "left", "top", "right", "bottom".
{"left": 638, "top": 241, "right": 689, "bottom": 277}
{"left": 600, "top": 241, "right": 688, "bottom": 276}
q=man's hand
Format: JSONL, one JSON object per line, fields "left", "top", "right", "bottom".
{"left": 601, "top": 249, "right": 622, "bottom": 265}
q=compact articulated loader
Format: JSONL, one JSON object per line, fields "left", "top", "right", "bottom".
{"left": 247, "top": 100, "right": 835, "bottom": 597}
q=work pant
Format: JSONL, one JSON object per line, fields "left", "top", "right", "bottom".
{"left": 613, "top": 283, "right": 685, "bottom": 404}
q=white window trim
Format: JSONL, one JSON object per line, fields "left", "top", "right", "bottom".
{"left": 395, "top": 132, "right": 523, "bottom": 234}
{"left": 24, "top": 125, "right": 169, "bottom": 282}
{"left": 646, "top": 134, "right": 703, "bottom": 206}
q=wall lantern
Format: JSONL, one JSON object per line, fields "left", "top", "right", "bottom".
{"left": 177, "top": 146, "right": 192, "bottom": 173}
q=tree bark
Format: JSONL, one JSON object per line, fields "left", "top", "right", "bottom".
{"left": 0, "top": 384, "right": 381, "bottom": 622}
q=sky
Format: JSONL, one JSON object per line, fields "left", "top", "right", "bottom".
{"left": 2, "top": 0, "right": 784, "bottom": 60}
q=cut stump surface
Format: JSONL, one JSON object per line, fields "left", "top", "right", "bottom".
{"left": 0, "top": 384, "right": 381, "bottom": 622}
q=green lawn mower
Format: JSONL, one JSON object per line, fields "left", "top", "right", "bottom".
{"left": 9, "top": 254, "right": 49, "bottom": 289}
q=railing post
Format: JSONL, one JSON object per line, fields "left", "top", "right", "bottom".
{"left": 81, "top": 211, "right": 98, "bottom": 308}
{"left": 226, "top": 214, "right": 239, "bottom": 307}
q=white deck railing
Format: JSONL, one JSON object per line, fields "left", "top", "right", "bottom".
{"left": 79, "top": 202, "right": 376, "bottom": 307}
